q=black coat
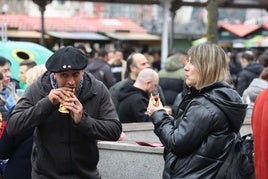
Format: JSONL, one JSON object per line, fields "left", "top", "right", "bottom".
{"left": 7, "top": 71, "right": 122, "bottom": 179}
{"left": 86, "top": 58, "right": 116, "bottom": 89}
{"left": 236, "top": 62, "right": 264, "bottom": 95}
{"left": 118, "top": 83, "right": 150, "bottom": 123}
{"left": 150, "top": 82, "right": 247, "bottom": 178}
{"left": 0, "top": 105, "right": 30, "bottom": 179}
{"left": 159, "top": 78, "right": 185, "bottom": 106}
{"left": 0, "top": 128, "right": 33, "bottom": 179}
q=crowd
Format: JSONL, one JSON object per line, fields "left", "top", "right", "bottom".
{"left": 0, "top": 43, "right": 268, "bottom": 178}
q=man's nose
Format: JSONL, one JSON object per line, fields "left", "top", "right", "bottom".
{"left": 67, "top": 77, "right": 75, "bottom": 85}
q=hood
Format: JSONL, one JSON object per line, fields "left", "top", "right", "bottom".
{"left": 164, "top": 54, "right": 184, "bottom": 72}
{"left": 201, "top": 82, "right": 247, "bottom": 133}
{"left": 118, "top": 83, "right": 148, "bottom": 103}
{"left": 86, "top": 58, "right": 106, "bottom": 72}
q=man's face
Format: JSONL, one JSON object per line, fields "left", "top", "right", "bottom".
{"left": 19, "top": 65, "right": 29, "bottom": 84}
{"left": 0, "top": 63, "right": 11, "bottom": 87}
{"left": 53, "top": 70, "right": 84, "bottom": 90}
{"left": 131, "top": 54, "right": 150, "bottom": 78}
{"left": 146, "top": 75, "right": 159, "bottom": 95}
{"left": 114, "top": 51, "right": 123, "bottom": 61}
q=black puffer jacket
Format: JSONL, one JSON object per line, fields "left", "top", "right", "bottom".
{"left": 150, "top": 82, "right": 247, "bottom": 179}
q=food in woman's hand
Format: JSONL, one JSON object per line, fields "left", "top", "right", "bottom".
{"left": 152, "top": 90, "right": 159, "bottom": 107}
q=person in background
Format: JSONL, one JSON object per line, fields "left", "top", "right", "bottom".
{"left": 151, "top": 50, "right": 161, "bottom": 72}
{"left": 118, "top": 68, "right": 159, "bottom": 123}
{"left": 25, "top": 64, "right": 47, "bottom": 87}
{"left": 109, "top": 52, "right": 166, "bottom": 113}
{"left": 6, "top": 47, "right": 122, "bottom": 178}
{"left": 0, "top": 72, "right": 8, "bottom": 120}
{"left": 251, "top": 88, "right": 268, "bottom": 179}
{"left": 107, "top": 50, "right": 115, "bottom": 63}
{"left": 86, "top": 49, "right": 116, "bottom": 89}
{"left": 236, "top": 52, "right": 264, "bottom": 96}
{"left": 0, "top": 64, "right": 47, "bottom": 179}
{"left": 242, "top": 67, "right": 268, "bottom": 118}
{"left": 147, "top": 43, "right": 247, "bottom": 178}
{"left": 75, "top": 44, "right": 87, "bottom": 56}
{"left": 108, "top": 48, "right": 126, "bottom": 82}
{"left": 110, "top": 53, "right": 150, "bottom": 112}
{"left": 258, "top": 51, "right": 268, "bottom": 68}
{"left": 158, "top": 51, "right": 187, "bottom": 107}
{"left": 226, "top": 51, "right": 242, "bottom": 88}
{"left": 0, "top": 56, "right": 19, "bottom": 111}
{"left": 0, "top": 72, "right": 8, "bottom": 179}
{"left": 18, "top": 60, "right": 37, "bottom": 90}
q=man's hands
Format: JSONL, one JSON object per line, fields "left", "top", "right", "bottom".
{"left": 48, "top": 87, "right": 83, "bottom": 124}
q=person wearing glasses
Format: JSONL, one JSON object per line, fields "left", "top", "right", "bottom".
{"left": 0, "top": 57, "right": 20, "bottom": 111}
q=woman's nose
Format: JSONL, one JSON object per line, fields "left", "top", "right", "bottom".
{"left": 184, "top": 63, "right": 188, "bottom": 71}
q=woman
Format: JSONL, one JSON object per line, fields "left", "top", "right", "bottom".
{"left": 0, "top": 66, "right": 47, "bottom": 179}
{"left": 147, "top": 43, "right": 247, "bottom": 178}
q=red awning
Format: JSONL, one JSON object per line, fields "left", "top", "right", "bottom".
{"left": 219, "top": 23, "right": 260, "bottom": 37}
{"left": 0, "top": 15, "right": 147, "bottom": 33}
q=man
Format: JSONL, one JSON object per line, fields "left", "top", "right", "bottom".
{"left": 108, "top": 49, "right": 126, "bottom": 82}
{"left": 75, "top": 44, "right": 87, "bottom": 56}
{"left": 86, "top": 49, "right": 116, "bottom": 89}
{"left": 109, "top": 52, "right": 166, "bottom": 113}
{"left": 158, "top": 52, "right": 186, "bottom": 106}
{"left": 236, "top": 52, "right": 263, "bottom": 96}
{"left": 0, "top": 56, "right": 19, "bottom": 111}
{"left": 251, "top": 88, "right": 268, "bottom": 179}
{"left": 118, "top": 68, "right": 159, "bottom": 123}
{"left": 19, "top": 60, "right": 37, "bottom": 89}
{"left": 7, "top": 47, "right": 122, "bottom": 179}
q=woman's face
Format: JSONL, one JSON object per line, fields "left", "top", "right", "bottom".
{"left": 184, "top": 57, "right": 200, "bottom": 87}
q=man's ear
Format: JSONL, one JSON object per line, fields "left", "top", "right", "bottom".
{"left": 145, "top": 80, "right": 151, "bottom": 87}
{"left": 129, "top": 65, "right": 135, "bottom": 72}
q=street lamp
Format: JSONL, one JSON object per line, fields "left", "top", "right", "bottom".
{"left": 32, "top": 0, "right": 52, "bottom": 46}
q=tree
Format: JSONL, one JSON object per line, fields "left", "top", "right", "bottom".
{"left": 206, "top": 0, "right": 219, "bottom": 44}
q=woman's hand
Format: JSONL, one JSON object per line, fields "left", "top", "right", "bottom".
{"left": 147, "top": 94, "right": 164, "bottom": 116}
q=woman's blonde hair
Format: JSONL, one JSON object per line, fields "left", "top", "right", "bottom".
{"left": 26, "top": 64, "right": 47, "bottom": 86}
{"left": 187, "top": 43, "right": 230, "bottom": 89}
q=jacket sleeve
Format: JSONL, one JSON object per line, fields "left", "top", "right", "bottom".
{"left": 7, "top": 85, "right": 57, "bottom": 136}
{"left": 74, "top": 85, "right": 122, "bottom": 141}
{"left": 103, "top": 65, "right": 116, "bottom": 89}
{"left": 151, "top": 100, "right": 214, "bottom": 157}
